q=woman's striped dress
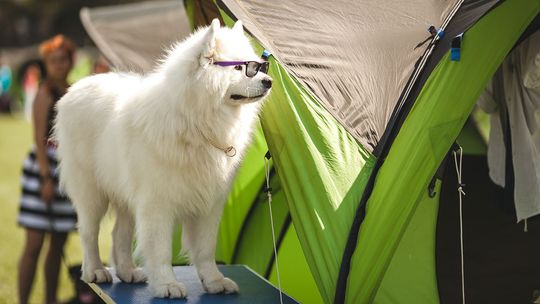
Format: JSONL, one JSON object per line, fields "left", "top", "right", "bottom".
{"left": 18, "top": 146, "right": 77, "bottom": 232}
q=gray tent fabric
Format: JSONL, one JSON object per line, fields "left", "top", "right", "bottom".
{"left": 374, "top": 0, "right": 500, "bottom": 156}
{"left": 219, "top": 0, "right": 460, "bottom": 151}
{"left": 80, "top": 0, "right": 191, "bottom": 73}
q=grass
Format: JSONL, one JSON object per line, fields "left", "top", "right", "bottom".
{"left": 0, "top": 114, "right": 113, "bottom": 304}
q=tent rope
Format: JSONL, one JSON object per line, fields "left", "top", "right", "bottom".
{"left": 264, "top": 155, "right": 284, "bottom": 304}
{"left": 453, "top": 146, "right": 466, "bottom": 304}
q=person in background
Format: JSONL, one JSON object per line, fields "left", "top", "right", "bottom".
{"left": 0, "top": 63, "right": 13, "bottom": 112}
{"left": 17, "top": 35, "right": 78, "bottom": 304}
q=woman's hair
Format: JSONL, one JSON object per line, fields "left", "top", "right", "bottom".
{"left": 38, "top": 35, "right": 76, "bottom": 62}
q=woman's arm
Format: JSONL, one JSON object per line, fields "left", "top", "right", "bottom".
{"left": 32, "top": 84, "right": 55, "bottom": 203}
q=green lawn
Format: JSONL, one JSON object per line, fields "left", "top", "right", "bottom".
{"left": 0, "top": 114, "right": 113, "bottom": 304}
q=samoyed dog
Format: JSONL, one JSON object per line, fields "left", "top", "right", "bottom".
{"left": 54, "top": 19, "right": 271, "bottom": 298}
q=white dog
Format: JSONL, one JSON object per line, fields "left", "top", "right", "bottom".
{"left": 54, "top": 19, "right": 271, "bottom": 298}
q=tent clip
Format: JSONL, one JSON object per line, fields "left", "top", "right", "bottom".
{"left": 428, "top": 178, "right": 438, "bottom": 198}
{"left": 263, "top": 151, "right": 272, "bottom": 193}
{"left": 415, "top": 25, "right": 444, "bottom": 50}
{"left": 428, "top": 142, "right": 461, "bottom": 198}
{"left": 451, "top": 33, "right": 464, "bottom": 62}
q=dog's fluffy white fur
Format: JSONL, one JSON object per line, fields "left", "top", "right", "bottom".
{"left": 54, "top": 19, "right": 271, "bottom": 298}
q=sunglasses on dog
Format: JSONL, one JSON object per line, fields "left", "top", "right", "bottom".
{"left": 213, "top": 60, "right": 269, "bottom": 77}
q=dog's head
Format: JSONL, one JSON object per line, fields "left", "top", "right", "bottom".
{"left": 195, "top": 19, "right": 272, "bottom": 106}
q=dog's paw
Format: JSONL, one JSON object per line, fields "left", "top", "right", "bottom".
{"left": 203, "top": 277, "right": 239, "bottom": 294}
{"left": 81, "top": 267, "right": 113, "bottom": 283}
{"left": 116, "top": 267, "right": 147, "bottom": 283}
{"left": 152, "top": 281, "right": 187, "bottom": 298}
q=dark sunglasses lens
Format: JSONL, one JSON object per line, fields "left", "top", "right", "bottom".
{"left": 260, "top": 62, "right": 269, "bottom": 74}
{"left": 246, "top": 62, "right": 259, "bottom": 77}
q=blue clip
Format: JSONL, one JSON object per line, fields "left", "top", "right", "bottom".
{"left": 450, "top": 33, "right": 463, "bottom": 62}
{"left": 450, "top": 48, "right": 460, "bottom": 61}
{"left": 436, "top": 29, "right": 445, "bottom": 39}
{"left": 261, "top": 50, "right": 271, "bottom": 60}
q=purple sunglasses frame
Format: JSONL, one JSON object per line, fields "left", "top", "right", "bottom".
{"left": 213, "top": 60, "right": 269, "bottom": 77}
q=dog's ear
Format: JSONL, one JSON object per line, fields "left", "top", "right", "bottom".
{"left": 200, "top": 19, "right": 220, "bottom": 67}
{"left": 232, "top": 20, "right": 243, "bottom": 34}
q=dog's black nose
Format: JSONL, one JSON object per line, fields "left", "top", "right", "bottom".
{"left": 262, "top": 78, "right": 272, "bottom": 89}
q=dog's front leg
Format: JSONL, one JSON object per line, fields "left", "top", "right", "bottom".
{"left": 136, "top": 205, "right": 186, "bottom": 298}
{"left": 183, "top": 204, "right": 239, "bottom": 294}
{"left": 111, "top": 205, "right": 146, "bottom": 283}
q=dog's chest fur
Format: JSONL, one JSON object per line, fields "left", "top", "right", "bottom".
{"left": 98, "top": 101, "right": 258, "bottom": 218}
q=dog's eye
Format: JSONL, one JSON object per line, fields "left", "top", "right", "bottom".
{"left": 234, "top": 65, "right": 242, "bottom": 71}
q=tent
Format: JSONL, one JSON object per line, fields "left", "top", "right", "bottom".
{"left": 80, "top": 0, "right": 191, "bottom": 72}
{"left": 80, "top": 0, "right": 540, "bottom": 303}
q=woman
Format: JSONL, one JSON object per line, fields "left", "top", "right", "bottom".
{"left": 17, "top": 35, "right": 77, "bottom": 304}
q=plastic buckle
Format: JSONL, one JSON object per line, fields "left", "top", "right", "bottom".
{"left": 451, "top": 33, "right": 463, "bottom": 62}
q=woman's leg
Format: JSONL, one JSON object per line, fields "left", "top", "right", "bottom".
{"left": 44, "top": 232, "right": 68, "bottom": 304}
{"left": 18, "top": 228, "right": 46, "bottom": 304}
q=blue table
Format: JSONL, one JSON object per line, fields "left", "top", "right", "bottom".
{"left": 89, "top": 265, "right": 299, "bottom": 304}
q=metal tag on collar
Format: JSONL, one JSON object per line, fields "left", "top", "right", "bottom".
{"left": 224, "top": 146, "right": 237, "bottom": 157}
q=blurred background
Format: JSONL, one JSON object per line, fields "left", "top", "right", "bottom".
{"left": 0, "top": 1, "right": 149, "bottom": 303}
{"left": 0, "top": 0, "right": 150, "bottom": 113}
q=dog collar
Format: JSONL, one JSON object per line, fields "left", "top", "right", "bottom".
{"left": 208, "top": 139, "right": 237, "bottom": 157}
{"left": 197, "top": 128, "right": 236, "bottom": 157}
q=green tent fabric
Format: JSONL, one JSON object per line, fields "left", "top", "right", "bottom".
{"left": 217, "top": 9, "right": 374, "bottom": 303}
{"left": 216, "top": 0, "right": 540, "bottom": 303}
{"left": 215, "top": 125, "right": 268, "bottom": 263}
{"left": 373, "top": 181, "right": 441, "bottom": 303}
{"left": 268, "top": 224, "right": 325, "bottom": 304}
{"left": 256, "top": 59, "right": 375, "bottom": 303}
{"left": 230, "top": 164, "right": 288, "bottom": 274}
{"left": 346, "top": 0, "right": 539, "bottom": 302}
